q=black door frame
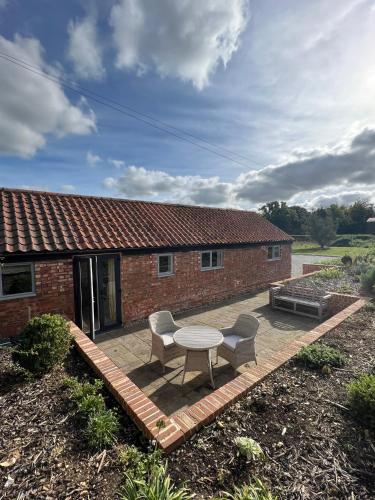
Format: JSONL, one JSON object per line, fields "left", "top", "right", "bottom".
{"left": 73, "top": 254, "right": 122, "bottom": 338}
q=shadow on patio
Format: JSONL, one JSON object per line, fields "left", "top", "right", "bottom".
{"left": 95, "top": 290, "right": 317, "bottom": 416}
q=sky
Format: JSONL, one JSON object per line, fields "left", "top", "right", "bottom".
{"left": 1, "top": 0, "right": 375, "bottom": 210}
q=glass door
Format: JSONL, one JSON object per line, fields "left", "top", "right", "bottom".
{"left": 74, "top": 255, "right": 121, "bottom": 338}
{"left": 97, "top": 255, "right": 122, "bottom": 330}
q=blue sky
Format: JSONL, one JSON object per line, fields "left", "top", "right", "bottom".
{"left": 1, "top": 0, "right": 375, "bottom": 208}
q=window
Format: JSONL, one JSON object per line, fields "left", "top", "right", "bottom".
{"left": 201, "top": 250, "right": 224, "bottom": 270}
{"left": 157, "top": 254, "right": 173, "bottom": 277}
{"left": 0, "top": 263, "right": 35, "bottom": 299}
{"left": 267, "top": 245, "right": 281, "bottom": 260}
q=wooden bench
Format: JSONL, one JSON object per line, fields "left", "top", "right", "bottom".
{"left": 270, "top": 284, "right": 331, "bottom": 320}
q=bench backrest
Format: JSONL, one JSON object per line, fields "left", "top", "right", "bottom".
{"left": 280, "top": 284, "right": 326, "bottom": 301}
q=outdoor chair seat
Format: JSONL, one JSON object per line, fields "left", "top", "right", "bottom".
{"left": 218, "top": 314, "right": 259, "bottom": 372}
{"left": 148, "top": 311, "right": 185, "bottom": 373}
{"left": 221, "top": 334, "right": 244, "bottom": 352}
{"left": 160, "top": 332, "right": 176, "bottom": 347}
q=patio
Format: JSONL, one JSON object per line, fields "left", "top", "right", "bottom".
{"left": 95, "top": 290, "right": 317, "bottom": 416}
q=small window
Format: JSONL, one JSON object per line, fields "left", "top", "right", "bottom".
{"left": 201, "top": 250, "right": 224, "bottom": 270}
{"left": 157, "top": 254, "right": 173, "bottom": 277}
{"left": 267, "top": 245, "right": 281, "bottom": 261}
{"left": 0, "top": 263, "right": 35, "bottom": 299}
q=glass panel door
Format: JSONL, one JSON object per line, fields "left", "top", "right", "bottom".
{"left": 99, "top": 256, "right": 117, "bottom": 328}
{"left": 75, "top": 257, "right": 100, "bottom": 338}
{"left": 74, "top": 254, "right": 121, "bottom": 337}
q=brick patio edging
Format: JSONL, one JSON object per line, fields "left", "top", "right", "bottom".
{"left": 70, "top": 297, "right": 366, "bottom": 453}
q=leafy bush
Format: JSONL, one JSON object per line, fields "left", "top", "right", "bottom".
{"left": 347, "top": 374, "right": 375, "bottom": 430}
{"left": 313, "top": 267, "right": 343, "bottom": 281}
{"left": 296, "top": 343, "right": 346, "bottom": 369}
{"left": 64, "top": 376, "right": 103, "bottom": 403}
{"left": 86, "top": 410, "right": 120, "bottom": 449}
{"left": 78, "top": 394, "right": 106, "bottom": 416}
{"left": 120, "top": 446, "right": 189, "bottom": 500}
{"left": 336, "top": 283, "right": 354, "bottom": 294}
{"left": 219, "top": 479, "right": 277, "bottom": 500}
{"left": 333, "top": 237, "right": 352, "bottom": 247}
{"left": 341, "top": 255, "right": 353, "bottom": 266}
{"left": 64, "top": 376, "right": 119, "bottom": 449}
{"left": 12, "top": 314, "right": 72, "bottom": 375}
{"left": 234, "top": 437, "right": 264, "bottom": 460}
{"left": 360, "top": 266, "right": 375, "bottom": 293}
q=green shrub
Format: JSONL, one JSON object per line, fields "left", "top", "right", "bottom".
{"left": 341, "top": 254, "right": 353, "bottom": 266}
{"left": 347, "top": 374, "right": 375, "bottom": 430}
{"left": 313, "top": 267, "right": 343, "bottom": 281}
{"left": 121, "top": 462, "right": 190, "bottom": 500}
{"left": 64, "top": 376, "right": 103, "bottom": 403}
{"left": 360, "top": 266, "right": 375, "bottom": 293}
{"left": 219, "top": 479, "right": 277, "bottom": 500}
{"left": 119, "top": 445, "right": 162, "bottom": 481}
{"left": 86, "top": 409, "right": 120, "bottom": 449}
{"left": 12, "top": 314, "right": 72, "bottom": 375}
{"left": 78, "top": 394, "right": 106, "bottom": 417}
{"left": 296, "top": 343, "right": 346, "bottom": 369}
{"left": 119, "top": 446, "right": 189, "bottom": 500}
{"left": 336, "top": 283, "right": 354, "bottom": 294}
{"left": 234, "top": 437, "right": 264, "bottom": 460}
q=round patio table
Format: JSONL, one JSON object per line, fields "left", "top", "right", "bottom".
{"left": 174, "top": 325, "right": 223, "bottom": 389}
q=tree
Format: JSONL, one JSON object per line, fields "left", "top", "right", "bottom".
{"left": 305, "top": 214, "right": 336, "bottom": 248}
{"left": 260, "top": 201, "right": 309, "bottom": 234}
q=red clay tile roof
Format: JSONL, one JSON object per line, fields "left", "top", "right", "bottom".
{"left": 0, "top": 188, "right": 292, "bottom": 254}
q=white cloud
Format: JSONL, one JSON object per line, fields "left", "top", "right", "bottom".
{"left": 0, "top": 34, "right": 96, "bottom": 157}
{"left": 104, "top": 165, "right": 232, "bottom": 205}
{"left": 103, "top": 125, "right": 375, "bottom": 208}
{"left": 61, "top": 184, "right": 76, "bottom": 193}
{"left": 109, "top": 0, "right": 249, "bottom": 89}
{"left": 86, "top": 150, "right": 102, "bottom": 166}
{"left": 108, "top": 158, "right": 125, "bottom": 169}
{"left": 67, "top": 13, "right": 105, "bottom": 80}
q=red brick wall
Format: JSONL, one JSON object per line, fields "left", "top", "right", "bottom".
{"left": 0, "top": 259, "right": 74, "bottom": 338}
{"left": 121, "top": 244, "right": 291, "bottom": 324}
{"left": 302, "top": 263, "right": 338, "bottom": 274}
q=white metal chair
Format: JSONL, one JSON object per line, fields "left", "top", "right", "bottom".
{"left": 148, "top": 311, "right": 185, "bottom": 373}
{"left": 217, "top": 314, "right": 259, "bottom": 373}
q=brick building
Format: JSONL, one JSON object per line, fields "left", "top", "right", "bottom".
{"left": 0, "top": 188, "right": 293, "bottom": 339}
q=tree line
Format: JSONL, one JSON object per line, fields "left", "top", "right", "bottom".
{"left": 260, "top": 200, "right": 375, "bottom": 248}
{"left": 260, "top": 200, "right": 374, "bottom": 235}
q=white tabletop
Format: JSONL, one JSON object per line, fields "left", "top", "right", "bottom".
{"left": 174, "top": 325, "right": 223, "bottom": 350}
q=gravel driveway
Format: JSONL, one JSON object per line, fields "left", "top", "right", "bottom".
{"left": 291, "top": 254, "right": 338, "bottom": 277}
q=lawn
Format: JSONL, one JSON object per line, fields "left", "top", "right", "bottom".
{"left": 292, "top": 242, "right": 373, "bottom": 257}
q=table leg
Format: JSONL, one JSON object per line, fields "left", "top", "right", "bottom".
{"left": 181, "top": 349, "right": 215, "bottom": 389}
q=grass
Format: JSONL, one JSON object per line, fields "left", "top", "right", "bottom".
{"left": 292, "top": 242, "right": 372, "bottom": 257}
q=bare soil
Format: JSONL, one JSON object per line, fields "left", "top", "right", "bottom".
{"left": 168, "top": 306, "right": 375, "bottom": 499}
{"left": 0, "top": 349, "right": 143, "bottom": 499}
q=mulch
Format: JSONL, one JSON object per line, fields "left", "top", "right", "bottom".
{"left": 0, "top": 349, "right": 143, "bottom": 499}
{"left": 168, "top": 306, "right": 375, "bottom": 499}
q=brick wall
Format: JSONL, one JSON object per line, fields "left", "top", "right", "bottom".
{"left": 302, "top": 263, "right": 338, "bottom": 274}
{"left": 0, "top": 259, "right": 74, "bottom": 338}
{"left": 121, "top": 244, "right": 291, "bottom": 324}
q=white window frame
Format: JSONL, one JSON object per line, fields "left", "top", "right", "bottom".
{"left": 157, "top": 253, "right": 174, "bottom": 277}
{"left": 200, "top": 250, "right": 224, "bottom": 271}
{"left": 0, "top": 262, "right": 36, "bottom": 300}
{"left": 267, "top": 245, "right": 281, "bottom": 261}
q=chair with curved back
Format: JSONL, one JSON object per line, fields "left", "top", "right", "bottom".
{"left": 217, "top": 314, "right": 259, "bottom": 373}
{"left": 148, "top": 311, "right": 185, "bottom": 373}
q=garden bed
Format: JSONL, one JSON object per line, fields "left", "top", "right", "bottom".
{"left": 168, "top": 305, "right": 375, "bottom": 499}
{"left": 294, "top": 266, "right": 362, "bottom": 295}
{"left": 0, "top": 349, "right": 143, "bottom": 499}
